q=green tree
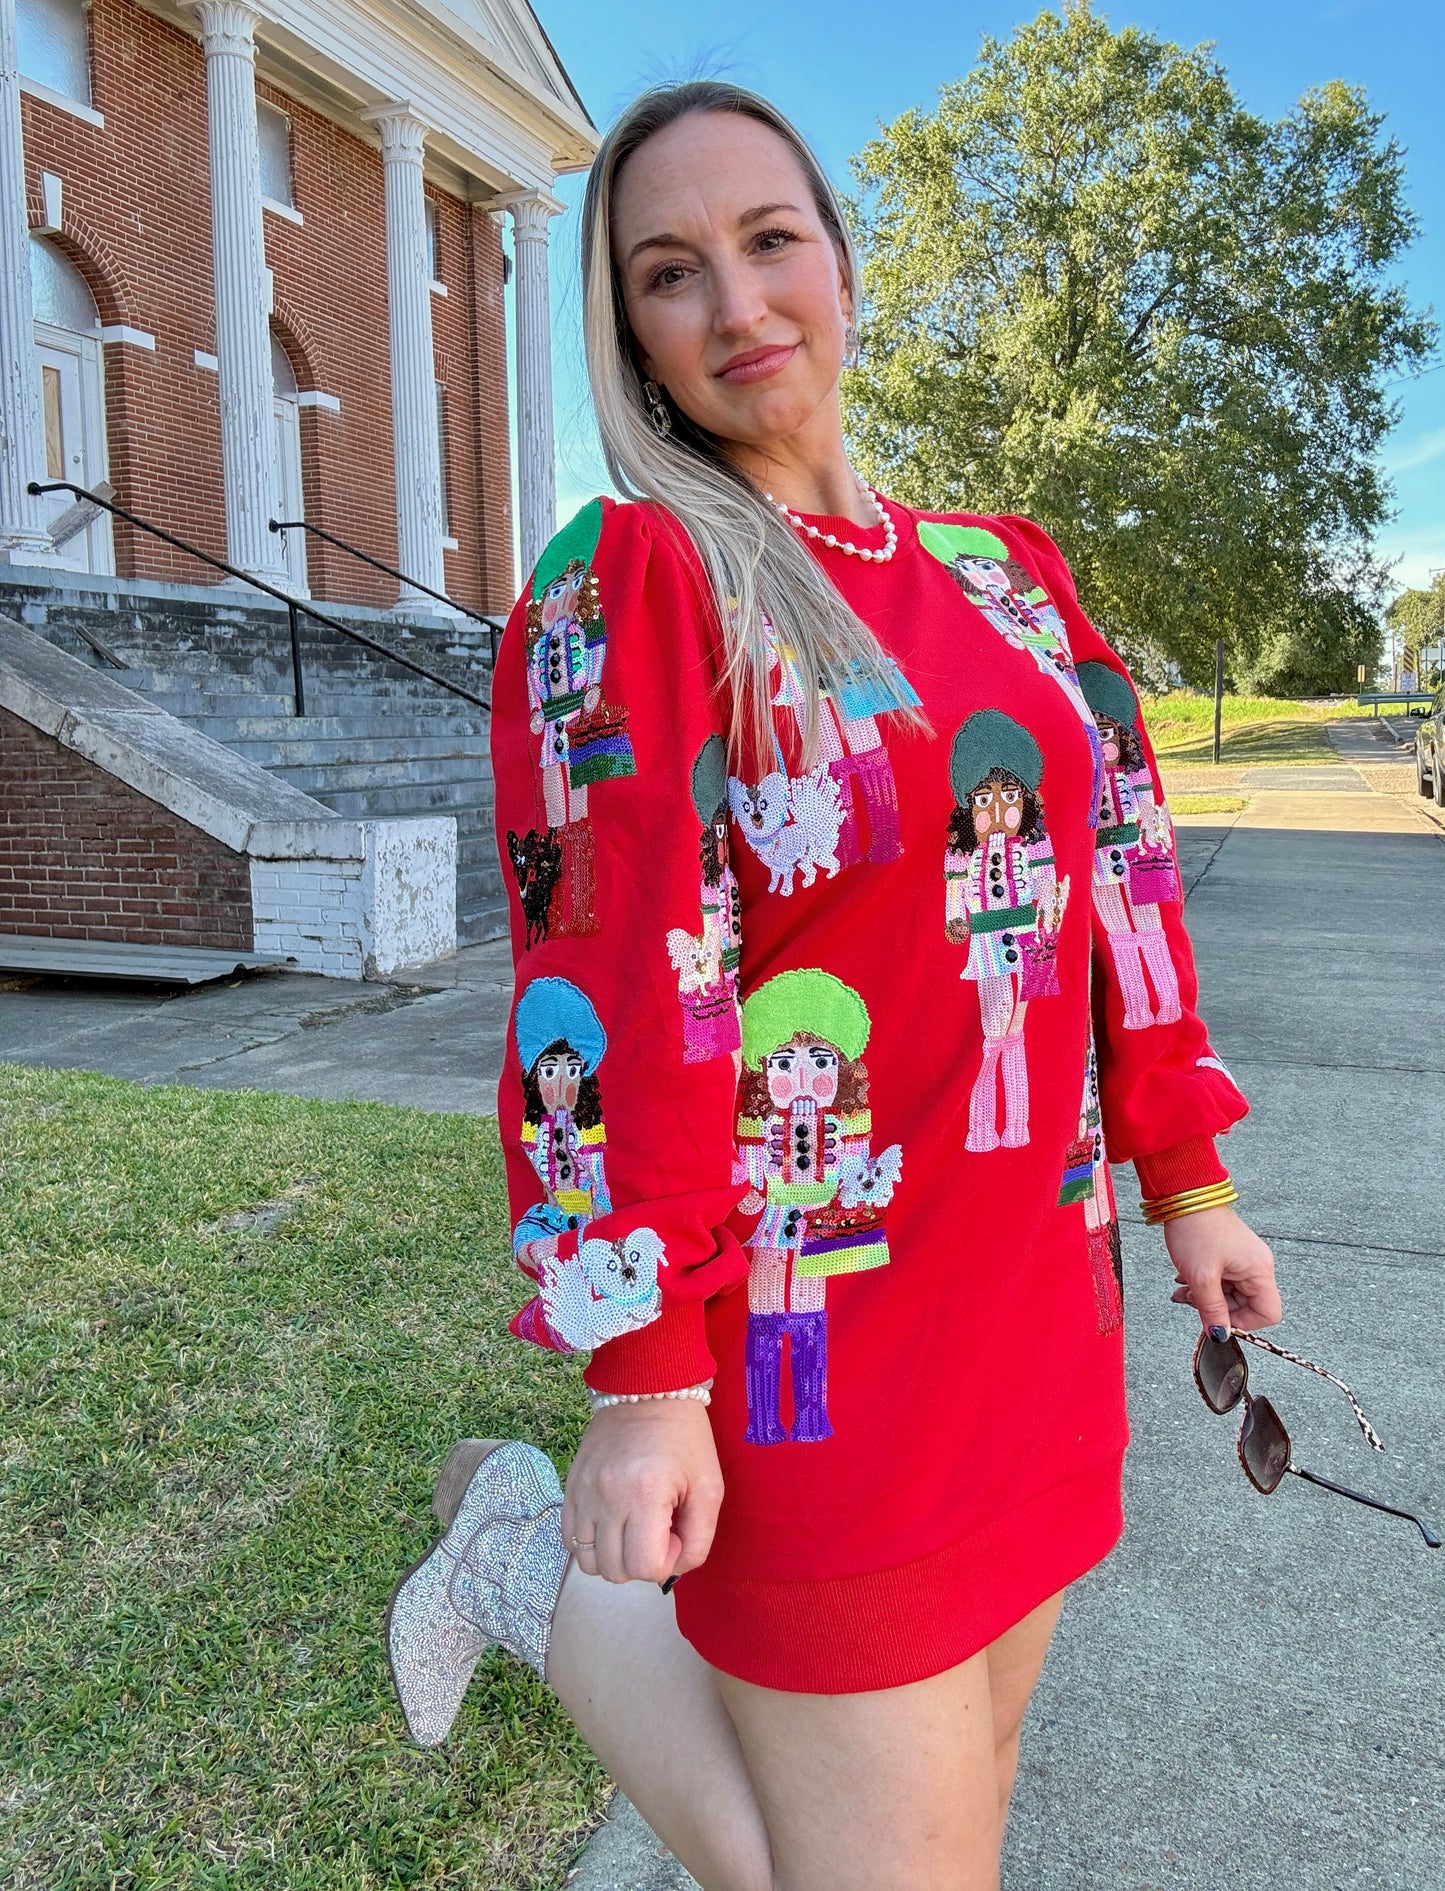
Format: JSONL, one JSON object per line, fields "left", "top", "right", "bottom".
{"left": 844, "top": 1, "right": 1431, "bottom": 693}
{"left": 1386, "top": 576, "right": 1445, "bottom": 684}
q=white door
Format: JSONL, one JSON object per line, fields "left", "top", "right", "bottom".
{"left": 271, "top": 333, "right": 308, "bottom": 595}
{"left": 34, "top": 329, "right": 113, "bottom": 575}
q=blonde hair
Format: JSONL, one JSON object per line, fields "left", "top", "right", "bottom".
{"left": 579, "top": 80, "right": 931, "bottom": 775}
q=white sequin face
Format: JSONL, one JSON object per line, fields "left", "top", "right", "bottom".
{"left": 766, "top": 1039, "right": 840, "bottom": 1108}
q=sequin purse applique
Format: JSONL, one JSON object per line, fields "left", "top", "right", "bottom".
{"left": 726, "top": 613, "right": 920, "bottom": 894}
{"left": 508, "top": 499, "right": 638, "bottom": 945}
{"left": 732, "top": 970, "right": 904, "bottom": 1446}
{"left": 945, "top": 711, "right": 1070, "bottom": 1154}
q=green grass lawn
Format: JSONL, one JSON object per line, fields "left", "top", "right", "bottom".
{"left": 1142, "top": 691, "right": 1368, "bottom": 766}
{"left": 1164, "top": 792, "right": 1249, "bottom": 815}
{"left": 0, "top": 1063, "right": 609, "bottom": 1889}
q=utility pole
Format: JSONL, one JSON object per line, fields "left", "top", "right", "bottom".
{"left": 1212, "top": 638, "right": 1224, "bottom": 765}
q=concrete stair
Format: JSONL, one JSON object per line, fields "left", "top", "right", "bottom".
{"left": 5, "top": 581, "right": 508, "bottom": 945}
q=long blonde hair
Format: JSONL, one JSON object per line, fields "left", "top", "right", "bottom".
{"left": 579, "top": 81, "right": 930, "bottom": 775}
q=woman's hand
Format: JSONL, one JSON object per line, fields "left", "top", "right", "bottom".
{"left": 1165, "top": 1204, "right": 1282, "bottom": 1334}
{"left": 562, "top": 1399, "right": 723, "bottom": 1586}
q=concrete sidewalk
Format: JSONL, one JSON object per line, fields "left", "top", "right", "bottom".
{"left": 0, "top": 937, "right": 513, "bottom": 1115}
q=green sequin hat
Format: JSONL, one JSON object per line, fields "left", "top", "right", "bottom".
{"left": 1075, "top": 661, "right": 1138, "bottom": 729}
{"left": 949, "top": 709, "right": 1043, "bottom": 804}
{"left": 690, "top": 734, "right": 728, "bottom": 825}
{"left": 741, "top": 969, "right": 872, "bottom": 1070}
{"left": 916, "top": 520, "right": 1048, "bottom": 602}
{"left": 532, "top": 498, "right": 605, "bottom": 599}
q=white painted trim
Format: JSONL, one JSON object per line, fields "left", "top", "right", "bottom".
{"left": 194, "top": 350, "right": 219, "bottom": 371}
{"left": 18, "top": 76, "right": 104, "bottom": 129}
{"left": 262, "top": 195, "right": 304, "bottom": 225}
{"left": 440, "top": 534, "right": 459, "bottom": 550}
{"left": 39, "top": 172, "right": 64, "bottom": 234}
{"left": 100, "top": 325, "right": 157, "bottom": 350}
{"left": 429, "top": 278, "right": 448, "bottom": 297}
{"left": 295, "top": 388, "right": 340, "bottom": 412}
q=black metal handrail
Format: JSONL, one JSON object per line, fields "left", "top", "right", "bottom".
{"left": 269, "top": 516, "right": 501, "bottom": 664}
{"left": 28, "top": 480, "right": 490, "bottom": 719}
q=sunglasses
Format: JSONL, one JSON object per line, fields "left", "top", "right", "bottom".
{"left": 1192, "top": 1329, "right": 1440, "bottom": 1549}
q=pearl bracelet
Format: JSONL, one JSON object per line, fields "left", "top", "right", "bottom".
{"left": 587, "top": 1379, "right": 714, "bottom": 1411}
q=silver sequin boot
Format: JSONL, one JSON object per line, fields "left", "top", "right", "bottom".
{"left": 384, "top": 1438, "right": 569, "bottom": 1748}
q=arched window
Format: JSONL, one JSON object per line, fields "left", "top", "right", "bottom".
{"left": 17, "top": 0, "right": 91, "bottom": 108}
{"left": 29, "top": 237, "right": 100, "bottom": 335}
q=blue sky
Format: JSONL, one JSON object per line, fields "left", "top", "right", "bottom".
{"left": 523, "top": 0, "right": 1445, "bottom": 593}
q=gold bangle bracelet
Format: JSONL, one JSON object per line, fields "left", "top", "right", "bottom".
{"left": 1141, "top": 1181, "right": 1239, "bottom": 1225}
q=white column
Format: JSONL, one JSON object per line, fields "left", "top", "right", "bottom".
{"left": 506, "top": 190, "right": 561, "bottom": 581}
{"left": 194, "top": 0, "right": 286, "bottom": 584}
{"left": 0, "top": 0, "right": 56, "bottom": 563}
{"left": 364, "top": 105, "right": 445, "bottom": 608}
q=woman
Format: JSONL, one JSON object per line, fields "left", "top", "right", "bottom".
{"left": 384, "top": 80, "right": 1280, "bottom": 1890}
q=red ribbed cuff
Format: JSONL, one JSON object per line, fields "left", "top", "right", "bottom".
{"left": 582, "top": 1301, "right": 716, "bottom": 1395}
{"left": 1133, "top": 1135, "right": 1230, "bottom": 1198}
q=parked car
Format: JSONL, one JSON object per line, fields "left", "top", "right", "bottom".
{"left": 1415, "top": 688, "right": 1445, "bottom": 805}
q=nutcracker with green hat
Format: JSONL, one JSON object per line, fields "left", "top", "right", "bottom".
{"left": 944, "top": 711, "right": 1069, "bottom": 1153}
{"left": 1074, "top": 662, "right": 1183, "bottom": 1029}
{"left": 734, "top": 969, "right": 904, "bottom": 1446}
{"left": 918, "top": 521, "right": 1105, "bottom": 823}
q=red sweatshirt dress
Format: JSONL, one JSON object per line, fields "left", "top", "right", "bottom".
{"left": 489, "top": 492, "right": 1247, "bottom": 1694}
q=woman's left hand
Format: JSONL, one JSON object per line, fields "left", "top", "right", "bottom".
{"left": 1164, "top": 1204, "right": 1282, "bottom": 1334}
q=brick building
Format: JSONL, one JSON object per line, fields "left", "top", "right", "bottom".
{"left": 0, "top": 0, "right": 596, "bottom": 611}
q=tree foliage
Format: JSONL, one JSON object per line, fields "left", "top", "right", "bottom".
{"left": 843, "top": 2, "right": 1434, "bottom": 693}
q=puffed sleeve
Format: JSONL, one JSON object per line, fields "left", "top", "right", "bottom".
{"left": 489, "top": 497, "right": 756, "bottom": 1393}
{"left": 993, "top": 515, "right": 1249, "bottom": 1195}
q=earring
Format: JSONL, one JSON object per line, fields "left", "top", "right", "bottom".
{"left": 642, "top": 379, "right": 673, "bottom": 439}
{"left": 843, "top": 323, "right": 861, "bottom": 370}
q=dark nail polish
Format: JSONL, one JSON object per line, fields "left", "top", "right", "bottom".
{"left": 1207, "top": 1324, "right": 1229, "bottom": 1343}
{"left": 660, "top": 1574, "right": 678, "bottom": 1595}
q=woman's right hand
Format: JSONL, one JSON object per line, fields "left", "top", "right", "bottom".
{"left": 562, "top": 1398, "right": 723, "bottom": 1586}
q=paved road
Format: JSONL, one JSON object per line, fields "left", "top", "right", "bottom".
{"left": 4, "top": 741, "right": 1443, "bottom": 1890}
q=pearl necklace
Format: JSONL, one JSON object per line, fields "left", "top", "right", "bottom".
{"left": 763, "top": 473, "right": 898, "bottom": 564}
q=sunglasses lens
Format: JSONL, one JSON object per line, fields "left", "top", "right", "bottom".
{"left": 1240, "top": 1397, "right": 1291, "bottom": 1494}
{"left": 1196, "top": 1334, "right": 1247, "bottom": 1413}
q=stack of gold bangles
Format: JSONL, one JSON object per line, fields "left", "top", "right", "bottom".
{"left": 1140, "top": 1179, "right": 1240, "bottom": 1225}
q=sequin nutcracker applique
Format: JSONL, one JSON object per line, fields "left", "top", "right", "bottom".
{"left": 733, "top": 970, "right": 903, "bottom": 1446}
{"left": 665, "top": 735, "right": 744, "bottom": 1071}
{"left": 917, "top": 521, "right": 1105, "bottom": 823}
{"left": 727, "top": 613, "right": 921, "bottom": 892}
{"left": 506, "top": 501, "right": 637, "bottom": 942}
{"left": 945, "top": 711, "right": 1070, "bottom": 1152}
{"left": 1057, "top": 1035, "right": 1123, "bottom": 1334}
{"left": 1075, "top": 662, "right": 1183, "bottom": 1030}
{"left": 507, "top": 977, "right": 668, "bottom": 1355}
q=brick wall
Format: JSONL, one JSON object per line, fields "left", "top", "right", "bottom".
{"left": 21, "top": 0, "right": 515, "bottom": 615}
{"left": 0, "top": 706, "right": 254, "bottom": 948}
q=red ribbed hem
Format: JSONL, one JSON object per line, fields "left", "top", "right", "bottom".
{"left": 582, "top": 1302, "right": 716, "bottom": 1394}
{"left": 1134, "top": 1135, "right": 1229, "bottom": 1198}
{"left": 672, "top": 1454, "right": 1125, "bottom": 1693}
